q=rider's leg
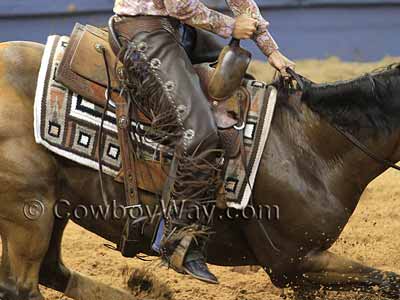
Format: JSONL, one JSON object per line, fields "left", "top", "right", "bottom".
{"left": 113, "top": 17, "right": 222, "bottom": 284}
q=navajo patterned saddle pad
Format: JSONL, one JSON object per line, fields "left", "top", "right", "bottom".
{"left": 34, "top": 35, "right": 277, "bottom": 209}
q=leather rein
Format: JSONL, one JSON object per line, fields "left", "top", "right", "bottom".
{"left": 286, "top": 68, "right": 400, "bottom": 172}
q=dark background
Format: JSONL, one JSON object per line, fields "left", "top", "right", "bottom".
{"left": 0, "top": 0, "right": 399, "bottom": 61}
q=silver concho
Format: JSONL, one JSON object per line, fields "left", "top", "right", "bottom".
{"left": 184, "top": 129, "right": 195, "bottom": 140}
{"left": 118, "top": 117, "right": 129, "bottom": 129}
{"left": 164, "top": 81, "right": 175, "bottom": 92}
{"left": 150, "top": 58, "right": 161, "bottom": 69}
{"left": 177, "top": 104, "right": 186, "bottom": 115}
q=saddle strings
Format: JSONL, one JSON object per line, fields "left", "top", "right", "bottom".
{"left": 98, "top": 47, "right": 112, "bottom": 208}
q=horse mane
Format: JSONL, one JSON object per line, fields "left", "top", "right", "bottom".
{"left": 299, "top": 63, "right": 400, "bottom": 134}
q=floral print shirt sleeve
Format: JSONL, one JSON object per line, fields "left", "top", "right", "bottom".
{"left": 164, "top": 0, "right": 278, "bottom": 56}
{"left": 226, "top": 0, "right": 279, "bottom": 55}
{"left": 163, "top": 0, "right": 236, "bottom": 38}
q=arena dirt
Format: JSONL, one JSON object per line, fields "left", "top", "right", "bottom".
{"left": 5, "top": 56, "right": 400, "bottom": 299}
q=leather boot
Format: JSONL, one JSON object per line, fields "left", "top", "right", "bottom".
{"left": 183, "top": 244, "right": 218, "bottom": 284}
{"left": 160, "top": 151, "right": 222, "bottom": 284}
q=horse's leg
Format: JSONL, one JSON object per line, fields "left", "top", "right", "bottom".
{"left": 0, "top": 235, "right": 19, "bottom": 299}
{"left": 37, "top": 203, "right": 141, "bottom": 300}
{"left": 242, "top": 220, "right": 398, "bottom": 299}
{"left": 36, "top": 191, "right": 144, "bottom": 300}
{"left": 0, "top": 190, "right": 56, "bottom": 300}
{"left": 39, "top": 217, "right": 71, "bottom": 292}
{"left": 293, "top": 250, "right": 400, "bottom": 299}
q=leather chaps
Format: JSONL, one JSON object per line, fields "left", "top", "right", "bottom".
{"left": 109, "top": 15, "right": 224, "bottom": 269}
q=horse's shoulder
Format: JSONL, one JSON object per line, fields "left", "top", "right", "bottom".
{"left": 0, "top": 41, "right": 44, "bottom": 98}
{"left": 0, "top": 41, "right": 44, "bottom": 70}
{"left": 0, "top": 41, "right": 44, "bottom": 52}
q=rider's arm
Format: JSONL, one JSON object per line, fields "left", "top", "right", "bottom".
{"left": 164, "top": 0, "right": 278, "bottom": 56}
{"left": 164, "top": 0, "right": 236, "bottom": 38}
{"left": 226, "top": 0, "right": 278, "bottom": 55}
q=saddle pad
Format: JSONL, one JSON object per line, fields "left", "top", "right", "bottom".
{"left": 34, "top": 35, "right": 277, "bottom": 209}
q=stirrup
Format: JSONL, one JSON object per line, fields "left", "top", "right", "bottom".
{"left": 119, "top": 216, "right": 147, "bottom": 257}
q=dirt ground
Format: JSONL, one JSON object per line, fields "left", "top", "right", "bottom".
{"left": 5, "top": 56, "right": 400, "bottom": 300}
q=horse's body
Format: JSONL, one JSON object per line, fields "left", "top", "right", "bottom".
{"left": 0, "top": 41, "right": 399, "bottom": 300}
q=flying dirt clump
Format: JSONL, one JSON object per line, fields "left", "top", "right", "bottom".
{"left": 123, "top": 266, "right": 174, "bottom": 300}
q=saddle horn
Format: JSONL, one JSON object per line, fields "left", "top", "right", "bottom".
{"left": 208, "top": 38, "right": 252, "bottom": 100}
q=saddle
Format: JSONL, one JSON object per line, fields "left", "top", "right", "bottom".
{"left": 56, "top": 22, "right": 251, "bottom": 178}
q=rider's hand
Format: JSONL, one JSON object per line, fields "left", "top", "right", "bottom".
{"left": 268, "top": 50, "right": 296, "bottom": 77}
{"left": 233, "top": 15, "right": 259, "bottom": 39}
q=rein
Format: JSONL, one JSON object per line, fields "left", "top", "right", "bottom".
{"left": 332, "top": 123, "right": 400, "bottom": 171}
{"left": 287, "top": 68, "right": 400, "bottom": 172}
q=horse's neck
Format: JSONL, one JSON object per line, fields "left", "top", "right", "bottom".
{"left": 280, "top": 100, "right": 398, "bottom": 204}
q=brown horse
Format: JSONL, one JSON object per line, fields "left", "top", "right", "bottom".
{"left": 0, "top": 41, "right": 399, "bottom": 300}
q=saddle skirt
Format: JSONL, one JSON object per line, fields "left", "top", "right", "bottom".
{"left": 34, "top": 29, "right": 277, "bottom": 209}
